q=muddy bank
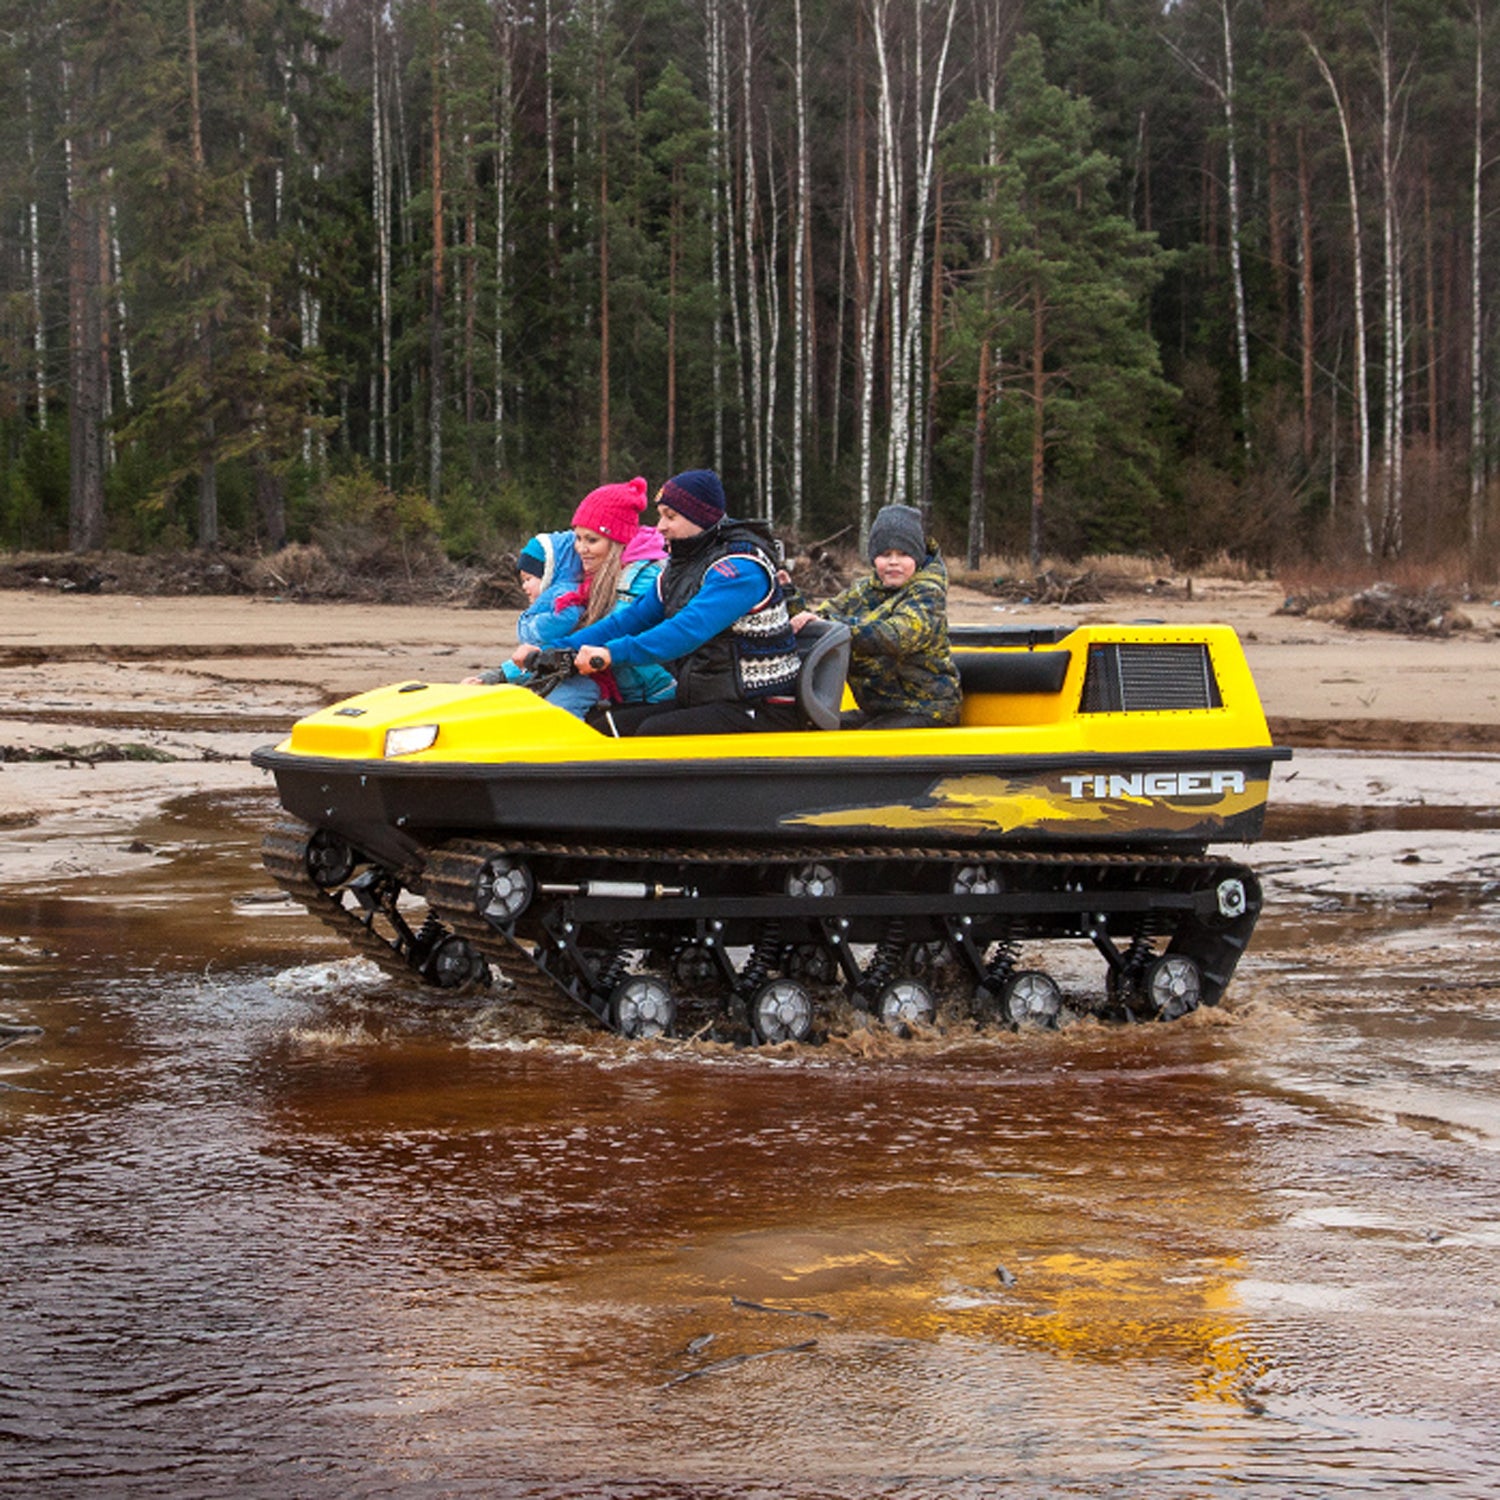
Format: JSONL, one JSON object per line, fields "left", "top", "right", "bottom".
{"left": 2, "top": 579, "right": 1497, "bottom": 889}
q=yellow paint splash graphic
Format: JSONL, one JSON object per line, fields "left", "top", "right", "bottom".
{"left": 787, "top": 772, "right": 1269, "bottom": 837}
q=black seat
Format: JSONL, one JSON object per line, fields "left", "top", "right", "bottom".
{"left": 954, "top": 648, "right": 1071, "bottom": 695}
{"left": 794, "top": 618, "right": 852, "bottom": 730}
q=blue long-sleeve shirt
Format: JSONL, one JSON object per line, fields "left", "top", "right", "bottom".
{"left": 556, "top": 553, "right": 769, "bottom": 668}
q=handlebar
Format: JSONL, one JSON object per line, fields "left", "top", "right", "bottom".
{"left": 524, "top": 648, "right": 608, "bottom": 699}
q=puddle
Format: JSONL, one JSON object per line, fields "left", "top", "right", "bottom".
{"left": 1265, "top": 803, "right": 1500, "bottom": 839}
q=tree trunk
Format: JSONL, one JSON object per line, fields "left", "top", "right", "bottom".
{"left": 830, "top": 166, "right": 849, "bottom": 472}
{"left": 25, "top": 67, "right": 47, "bottom": 430}
{"left": 854, "top": 2, "right": 881, "bottom": 550}
{"left": 667, "top": 172, "right": 679, "bottom": 474}
{"left": 493, "top": 12, "right": 512, "bottom": 470}
{"left": 790, "top": 0, "right": 809, "bottom": 530}
{"left": 1297, "top": 128, "right": 1315, "bottom": 462}
{"left": 1029, "top": 287, "right": 1045, "bottom": 574}
{"left": 372, "top": 8, "right": 393, "bottom": 474}
{"left": 428, "top": 0, "right": 445, "bottom": 505}
{"left": 920, "top": 168, "right": 944, "bottom": 524}
{"left": 1219, "top": 0, "right": 1251, "bottom": 453}
{"left": 740, "top": 0, "right": 765, "bottom": 515}
{"left": 198, "top": 415, "right": 218, "bottom": 550}
{"left": 1376, "top": 21, "right": 1406, "bottom": 557}
{"left": 895, "top": 0, "right": 959, "bottom": 507}
{"left": 1309, "top": 37, "right": 1373, "bottom": 556}
{"left": 544, "top": 0, "right": 559, "bottom": 266}
{"left": 758, "top": 110, "right": 780, "bottom": 521}
{"left": 255, "top": 456, "right": 286, "bottom": 550}
{"left": 598, "top": 117, "right": 610, "bottom": 480}
{"left": 66, "top": 115, "right": 106, "bottom": 553}
{"left": 1266, "top": 119, "right": 1289, "bottom": 358}
{"left": 108, "top": 191, "right": 132, "bottom": 413}
{"left": 705, "top": 0, "right": 725, "bottom": 472}
{"left": 870, "top": 0, "right": 904, "bottom": 506}
{"left": 968, "top": 330, "right": 992, "bottom": 570}
{"left": 1472, "top": 0, "right": 1486, "bottom": 546}
{"left": 1422, "top": 151, "right": 1437, "bottom": 448}
{"left": 187, "top": 0, "right": 217, "bottom": 548}
{"left": 1168, "top": 4, "right": 1250, "bottom": 452}
{"left": 463, "top": 134, "right": 477, "bottom": 432}
{"left": 714, "top": 0, "right": 749, "bottom": 484}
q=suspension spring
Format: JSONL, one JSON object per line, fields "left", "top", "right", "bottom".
{"left": 982, "top": 937, "right": 1020, "bottom": 995}
{"left": 595, "top": 923, "right": 643, "bottom": 994}
{"left": 735, "top": 921, "right": 783, "bottom": 997}
{"left": 411, "top": 913, "right": 448, "bottom": 961}
{"left": 1120, "top": 931, "right": 1154, "bottom": 981}
{"left": 857, "top": 920, "right": 907, "bottom": 999}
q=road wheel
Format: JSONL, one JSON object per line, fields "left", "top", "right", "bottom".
{"left": 1001, "top": 970, "right": 1062, "bottom": 1030}
{"left": 750, "top": 978, "right": 815, "bottom": 1045}
{"left": 875, "top": 979, "right": 936, "bottom": 1034}
{"left": 609, "top": 977, "right": 677, "bottom": 1039}
{"left": 1140, "top": 954, "right": 1203, "bottom": 1021}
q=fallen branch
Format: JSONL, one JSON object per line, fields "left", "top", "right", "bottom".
{"left": 731, "top": 1294, "right": 831, "bottom": 1321}
{"left": 662, "top": 1339, "right": 818, "bottom": 1389}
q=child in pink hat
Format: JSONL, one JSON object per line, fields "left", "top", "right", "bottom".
{"left": 540, "top": 478, "right": 675, "bottom": 715}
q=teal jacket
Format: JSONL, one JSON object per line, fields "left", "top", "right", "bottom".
{"left": 815, "top": 545, "right": 961, "bottom": 726}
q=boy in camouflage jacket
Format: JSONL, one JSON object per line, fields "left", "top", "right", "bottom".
{"left": 792, "top": 503, "right": 961, "bottom": 729}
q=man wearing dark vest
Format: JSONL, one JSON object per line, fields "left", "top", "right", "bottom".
{"left": 527, "top": 469, "right": 802, "bottom": 736}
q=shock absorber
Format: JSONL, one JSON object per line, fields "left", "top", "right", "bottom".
{"left": 1100, "top": 930, "right": 1156, "bottom": 1010}
{"left": 981, "top": 937, "right": 1021, "bottom": 997}
{"left": 594, "top": 922, "right": 644, "bottom": 995}
{"left": 857, "top": 920, "right": 907, "bottom": 1002}
{"left": 411, "top": 913, "right": 448, "bottom": 961}
{"left": 735, "top": 920, "right": 783, "bottom": 997}
{"left": 1120, "top": 931, "right": 1153, "bottom": 982}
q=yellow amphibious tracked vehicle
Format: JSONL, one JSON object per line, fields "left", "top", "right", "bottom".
{"left": 252, "top": 622, "right": 1290, "bottom": 1042}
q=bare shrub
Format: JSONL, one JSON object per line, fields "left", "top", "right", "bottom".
{"left": 1343, "top": 582, "right": 1470, "bottom": 636}
{"left": 249, "top": 543, "right": 341, "bottom": 596}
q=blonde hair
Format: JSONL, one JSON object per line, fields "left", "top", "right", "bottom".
{"left": 582, "top": 543, "right": 625, "bottom": 625}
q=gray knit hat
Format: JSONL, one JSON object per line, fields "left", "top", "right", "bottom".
{"left": 868, "top": 504, "right": 927, "bottom": 564}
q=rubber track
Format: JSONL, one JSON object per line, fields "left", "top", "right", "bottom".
{"left": 426, "top": 834, "right": 1222, "bottom": 875}
{"left": 419, "top": 836, "right": 1231, "bottom": 1014}
{"left": 265, "top": 820, "right": 1246, "bottom": 1018}
{"left": 262, "top": 819, "right": 426, "bottom": 984}
{"left": 261, "top": 819, "right": 563, "bottom": 1008}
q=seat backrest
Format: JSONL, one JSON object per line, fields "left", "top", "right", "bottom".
{"left": 794, "top": 618, "right": 852, "bottom": 730}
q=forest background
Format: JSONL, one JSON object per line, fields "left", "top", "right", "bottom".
{"left": 2, "top": 0, "right": 1497, "bottom": 583}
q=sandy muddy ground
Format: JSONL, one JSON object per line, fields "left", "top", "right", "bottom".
{"left": 2, "top": 576, "right": 1497, "bottom": 891}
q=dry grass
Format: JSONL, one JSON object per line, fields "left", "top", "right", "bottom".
{"left": 1276, "top": 549, "right": 1495, "bottom": 602}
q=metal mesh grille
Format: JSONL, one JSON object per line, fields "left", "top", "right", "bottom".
{"left": 1081, "top": 644, "right": 1222, "bottom": 712}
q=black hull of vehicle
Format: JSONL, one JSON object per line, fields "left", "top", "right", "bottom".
{"left": 251, "top": 744, "right": 1284, "bottom": 873}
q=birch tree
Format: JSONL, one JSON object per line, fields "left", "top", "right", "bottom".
{"left": 853, "top": 0, "right": 885, "bottom": 546}
{"left": 1471, "top": 0, "right": 1487, "bottom": 546}
{"left": 789, "top": 0, "right": 810, "bottom": 529}
{"left": 64, "top": 49, "right": 106, "bottom": 551}
{"left": 1165, "top": 0, "right": 1252, "bottom": 454}
{"left": 24, "top": 64, "right": 47, "bottom": 431}
{"left": 892, "top": 0, "right": 959, "bottom": 508}
{"left": 1307, "top": 34, "right": 1374, "bottom": 556}
{"left": 491, "top": 0, "right": 515, "bottom": 471}
{"left": 372, "top": 6, "right": 394, "bottom": 474}
{"left": 1374, "top": 3, "right": 1414, "bottom": 558}
{"left": 426, "top": 0, "right": 446, "bottom": 503}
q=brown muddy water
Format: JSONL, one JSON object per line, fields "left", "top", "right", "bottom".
{"left": 3, "top": 789, "right": 1499, "bottom": 1498}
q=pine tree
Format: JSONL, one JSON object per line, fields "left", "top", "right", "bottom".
{"left": 962, "top": 34, "right": 1174, "bottom": 569}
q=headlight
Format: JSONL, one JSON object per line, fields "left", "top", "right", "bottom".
{"left": 384, "top": 724, "right": 438, "bottom": 758}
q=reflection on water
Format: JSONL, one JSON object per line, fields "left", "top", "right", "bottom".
{"left": 2, "top": 793, "right": 1499, "bottom": 1496}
